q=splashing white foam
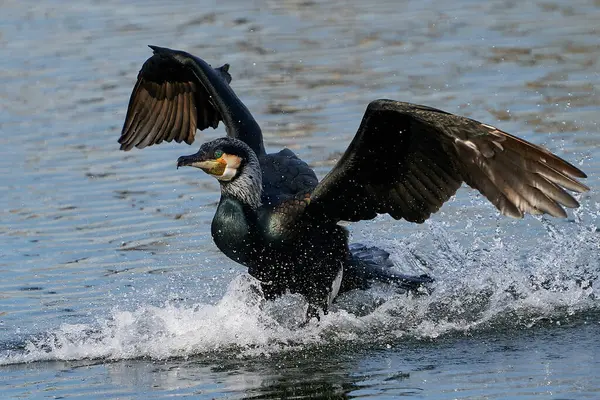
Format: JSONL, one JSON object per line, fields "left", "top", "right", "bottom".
{"left": 1, "top": 213, "right": 598, "bottom": 365}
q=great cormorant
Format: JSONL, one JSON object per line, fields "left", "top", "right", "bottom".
{"left": 119, "top": 46, "right": 589, "bottom": 317}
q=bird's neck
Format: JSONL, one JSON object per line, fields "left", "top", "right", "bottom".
{"left": 220, "top": 158, "right": 262, "bottom": 210}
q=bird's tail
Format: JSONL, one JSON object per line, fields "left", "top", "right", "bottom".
{"left": 341, "top": 243, "right": 434, "bottom": 294}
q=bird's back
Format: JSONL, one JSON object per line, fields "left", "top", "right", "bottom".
{"left": 259, "top": 149, "right": 318, "bottom": 207}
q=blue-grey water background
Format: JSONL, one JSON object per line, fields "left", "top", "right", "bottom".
{"left": 1, "top": 0, "right": 600, "bottom": 398}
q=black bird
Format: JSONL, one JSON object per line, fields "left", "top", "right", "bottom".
{"left": 119, "top": 46, "right": 589, "bottom": 317}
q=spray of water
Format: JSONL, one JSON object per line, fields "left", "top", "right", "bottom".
{"left": 1, "top": 208, "right": 598, "bottom": 365}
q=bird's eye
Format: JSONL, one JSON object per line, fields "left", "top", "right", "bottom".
{"left": 214, "top": 150, "right": 223, "bottom": 158}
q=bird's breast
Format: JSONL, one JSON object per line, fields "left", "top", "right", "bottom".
{"left": 211, "top": 198, "right": 254, "bottom": 265}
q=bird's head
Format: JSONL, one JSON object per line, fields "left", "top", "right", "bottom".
{"left": 177, "top": 137, "right": 262, "bottom": 208}
{"left": 177, "top": 137, "right": 254, "bottom": 181}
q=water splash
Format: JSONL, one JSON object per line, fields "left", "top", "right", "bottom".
{"left": 1, "top": 214, "right": 598, "bottom": 365}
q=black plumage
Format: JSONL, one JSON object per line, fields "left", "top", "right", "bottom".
{"left": 119, "top": 46, "right": 589, "bottom": 316}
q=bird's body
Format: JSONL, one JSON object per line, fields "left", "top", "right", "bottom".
{"left": 178, "top": 138, "right": 385, "bottom": 314}
{"left": 119, "top": 46, "right": 589, "bottom": 316}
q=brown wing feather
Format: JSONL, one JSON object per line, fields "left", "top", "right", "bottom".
{"left": 453, "top": 125, "right": 588, "bottom": 218}
{"left": 306, "top": 99, "right": 588, "bottom": 224}
{"left": 119, "top": 52, "right": 232, "bottom": 151}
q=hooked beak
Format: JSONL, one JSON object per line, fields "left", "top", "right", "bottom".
{"left": 177, "top": 154, "right": 196, "bottom": 169}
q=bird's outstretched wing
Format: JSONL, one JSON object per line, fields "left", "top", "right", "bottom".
{"left": 119, "top": 46, "right": 264, "bottom": 155}
{"left": 306, "top": 99, "right": 589, "bottom": 223}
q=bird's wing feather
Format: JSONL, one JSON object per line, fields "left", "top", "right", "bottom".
{"left": 306, "top": 99, "right": 588, "bottom": 223}
{"left": 119, "top": 48, "right": 232, "bottom": 151}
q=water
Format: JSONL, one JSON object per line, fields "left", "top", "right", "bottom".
{"left": 1, "top": 0, "right": 599, "bottom": 398}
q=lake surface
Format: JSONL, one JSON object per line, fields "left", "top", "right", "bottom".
{"left": 1, "top": 0, "right": 599, "bottom": 398}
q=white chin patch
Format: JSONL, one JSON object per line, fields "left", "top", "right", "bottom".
{"left": 217, "top": 166, "right": 238, "bottom": 181}
{"left": 216, "top": 153, "right": 242, "bottom": 181}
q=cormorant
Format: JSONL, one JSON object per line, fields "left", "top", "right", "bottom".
{"left": 119, "top": 46, "right": 589, "bottom": 317}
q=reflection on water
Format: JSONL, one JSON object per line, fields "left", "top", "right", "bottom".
{"left": 1, "top": 0, "right": 599, "bottom": 398}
